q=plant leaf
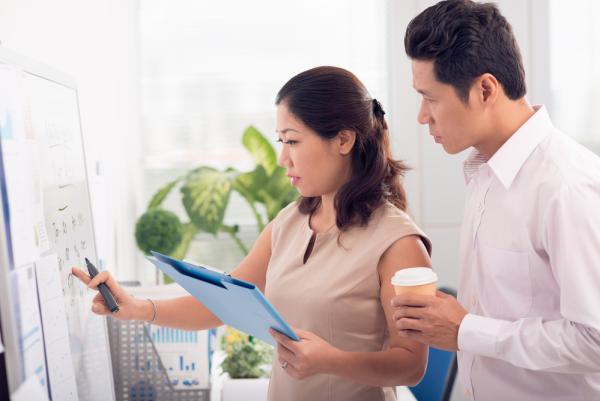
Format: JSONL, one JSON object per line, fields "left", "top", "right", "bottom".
{"left": 264, "top": 166, "right": 292, "bottom": 196}
{"left": 181, "top": 167, "right": 236, "bottom": 235}
{"left": 169, "top": 222, "right": 199, "bottom": 260}
{"left": 259, "top": 166, "right": 298, "bottom": 220}
{"left": 231, "top": 165, "right": 269, "bottom": 205}
{"left": 147, "top": 177, "right": 182, "bottom": 209}
{"left": 242, "top": 126, "right": 277, "bottom": 175}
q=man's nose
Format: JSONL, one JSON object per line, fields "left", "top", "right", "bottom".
{"left": 417, "top": 99, "right": 430, "bottom": 125}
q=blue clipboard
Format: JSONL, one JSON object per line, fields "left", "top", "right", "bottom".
{"left": 147, "top": 251, "right": 299, "bottom": 346}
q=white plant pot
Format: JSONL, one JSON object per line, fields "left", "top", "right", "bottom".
{"left": 221, "top": 377, "right": 269, "bottom": 401}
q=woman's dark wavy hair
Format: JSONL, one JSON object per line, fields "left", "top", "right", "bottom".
{"left": 405, "top": 0, "right": 526, "bottom": 103}
{"left": 275, "top": 66, "right": 409, "bottom": 231}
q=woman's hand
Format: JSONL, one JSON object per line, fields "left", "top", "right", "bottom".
{"left": 269, "top": 327, "right": 342, "bottom": 380}
{"left": 72, "top": 266, "right": 150, "bottom": 321}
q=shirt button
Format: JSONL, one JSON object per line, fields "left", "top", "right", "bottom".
{"left": 470, "top": 296, "right": 477, "bottom": 308}
{"left": 478, "top": 202, "right": 484, "bottom": 212}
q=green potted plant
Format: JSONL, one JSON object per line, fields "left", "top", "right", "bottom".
{"left": 134, "top": 125, "right": 297, "bottom": 268}
{"left": 220, "top": 326, "right": 273, "bottom": 378}
{"left": 219, "top": 327, "right": 273, "bottom": 401}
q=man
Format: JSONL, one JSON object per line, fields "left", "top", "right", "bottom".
{"left": 391, "top": 1, "right": 600, "bottom": 400}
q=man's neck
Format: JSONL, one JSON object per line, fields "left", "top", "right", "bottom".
{"left": 476, "top": 99, "right": 536, "bottom": 159}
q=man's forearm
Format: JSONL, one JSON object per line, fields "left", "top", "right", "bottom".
{"left": 459, "top": 314, "right": 600, "bottom": 373}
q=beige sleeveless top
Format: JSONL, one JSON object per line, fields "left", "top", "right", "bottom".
{"left": 265, "top": 202, "right": 431, "bottom": 401}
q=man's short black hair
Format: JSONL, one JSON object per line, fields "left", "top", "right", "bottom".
{"left": 405, "top": 0, "right": 526, "bottom": 103}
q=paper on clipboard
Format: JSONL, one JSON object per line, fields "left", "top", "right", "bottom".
{"left": 148, "top": 251, "right": 299, "bottom": 346}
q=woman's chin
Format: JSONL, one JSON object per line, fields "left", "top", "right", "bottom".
{"left": 297, "top": 188, "right": 318, "bottom": 198}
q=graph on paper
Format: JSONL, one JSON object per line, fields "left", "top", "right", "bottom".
{"left": 151, "top": 328, "right": 199, "bottom": 344}
{"left": 134, "top": 327, "right": 209, "bottom": 389}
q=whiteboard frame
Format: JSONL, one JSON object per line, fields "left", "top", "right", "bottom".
{"left": 0, "top": 45, "right": 116, "bottom": 401}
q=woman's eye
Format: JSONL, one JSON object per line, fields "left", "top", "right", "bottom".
{"left": 275, "top": 139, "right": 298, "bottom": 145}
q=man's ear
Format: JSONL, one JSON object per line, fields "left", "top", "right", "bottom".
{"left": 475, "top": 73, "right": 499, "bottom": 105}
{"left": 336, "top": 130, "right": 356, "bottom": 155}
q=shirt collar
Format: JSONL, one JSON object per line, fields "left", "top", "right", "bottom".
{"left": 463, "top": 105, "right": 553, "bottom": 189}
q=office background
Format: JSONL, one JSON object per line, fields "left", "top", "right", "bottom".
{"left": 0, "top": 2, "right": 597, "bottom": 399}
{"left": 1, "top": 0, "right": 597, "bottom": 287}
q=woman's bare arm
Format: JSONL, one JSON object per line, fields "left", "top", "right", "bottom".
{"left": 327, "top": 235, "right": 432, "bottom": 386}
{"left": 72, "top": 222, "right": 274, "bottom": 331}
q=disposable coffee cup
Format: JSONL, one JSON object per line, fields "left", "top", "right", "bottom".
{"left": 391, "top": 267, "right": 438, "bottom": 296}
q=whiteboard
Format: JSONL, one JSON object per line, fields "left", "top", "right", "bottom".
{"left": 0, "top": 47, "right": 115, "bottom": 401}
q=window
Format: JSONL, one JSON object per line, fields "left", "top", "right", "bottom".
{"left": 139, "top": 0, "right": 390, "bottom": 269}
{"left": 548, "top": 0, "right": 600, "bottom": 154}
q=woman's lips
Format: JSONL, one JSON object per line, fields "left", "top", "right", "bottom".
{"left": 287, "top": 174, "right": 300, "bottom": 186}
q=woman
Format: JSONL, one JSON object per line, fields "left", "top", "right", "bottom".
{"left": 73, "top": 66, "right": 432, "bottom": 401}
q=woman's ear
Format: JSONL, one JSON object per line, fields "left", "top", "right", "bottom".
{"left": 337, "top": 130, "right": 356, "bottom": 155}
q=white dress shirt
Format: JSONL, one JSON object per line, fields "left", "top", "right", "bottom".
{"left": 456, "top": 106, "right": 600, "bottom": 401}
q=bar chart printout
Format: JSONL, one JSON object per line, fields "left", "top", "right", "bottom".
{"left": 134, "top": 326, "right": 209, "bottom": 390}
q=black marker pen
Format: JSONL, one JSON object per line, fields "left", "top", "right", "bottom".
{"left": 85, "top": 257, "right": 119, "bottom": 313}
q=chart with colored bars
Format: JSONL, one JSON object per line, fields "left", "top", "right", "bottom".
{"left": 152, "top": 328, "right": 199, "bottom": 344}
{"left": 139, "top": 326, "right": 209, "bottom": 390}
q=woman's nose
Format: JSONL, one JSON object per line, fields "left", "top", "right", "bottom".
{"left": 277, "top": 146, "right": 290, "bottom": 167}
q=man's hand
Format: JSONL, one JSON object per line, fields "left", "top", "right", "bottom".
{"left": 391, "top": 290, "right": 468, "bottom": 351}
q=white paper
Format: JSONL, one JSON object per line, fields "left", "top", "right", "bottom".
{"left": 129, "top": 284, "right": 210, "bottom": 389}
{"left": 35, "top": 253, "right": 79, "bottom": 401}
{"left": 3, "top": 140, "right": 48, "bottom": 267}
{"left": 4, "top": 141, "right": 48, "bottom": 267}
{"left": 12, "top": 265, "right": 48, "bottom": 392}
{"left": 0, "top": 68, "right": 49, "bottom": 268}
{"left": 148, "top": 326, "right": 209, "bottom": 389}
{"left": 0, "top": 66, "right": 35, "bottom": 142}
{"left": 0, "top": 329, "right": 4, "bottom": 353}
{"left": 11, "top": 374, "right": 50, "bottom": 401}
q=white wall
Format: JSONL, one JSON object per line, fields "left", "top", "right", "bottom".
{"left": 0, "top": 0, "right": 143, "bottom": 280}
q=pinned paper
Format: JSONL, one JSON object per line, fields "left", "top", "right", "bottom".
{"left": 11, "top": 375, "right": 50, "bottom": 401}
{"left": 13, "top": 265, "right": 48, "bottom": 391}
{"left": 35, "top": 254, "right": 79, "bottom": 401}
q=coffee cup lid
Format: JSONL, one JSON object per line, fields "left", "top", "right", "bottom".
{"left": 391, "top": 267, "right": 438, "bottom": 286}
